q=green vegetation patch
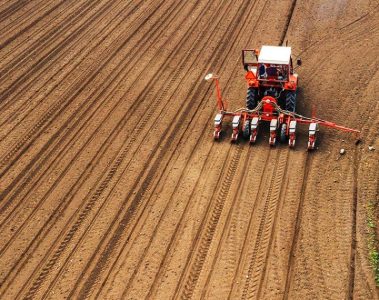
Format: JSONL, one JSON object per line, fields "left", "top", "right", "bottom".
{"left": 367, "top": 200, "right": 379, "bottom": 286}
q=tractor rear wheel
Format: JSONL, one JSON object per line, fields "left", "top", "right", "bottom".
{"left": 285, "top": 91, "right": 296, "bottom": 112}
{"left": 246, "top": 87, "right": 257, "bottom": 109}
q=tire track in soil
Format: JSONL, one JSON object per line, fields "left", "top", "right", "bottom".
{"left": 262, "top": 36, "right": 348, "bottom": 299}
{"left": 0, "top": 0, "right": 156, "bottom": 241}
{"left": 199, "top": 147, "right": 254, "bottom": 299}
{"left": 0, "top": 0, "right": 186, "bottom": 292}
{"left": 225, "top": 148, "right": 272, "bottom": 300}
{"left": 0, "top": 0, "right": 108, "bottom": 153}
{"left": 178, "top": 7, "right": 268, "bottom": 298}
{"left": 0, "top": 0, "right": 107, "bottom": 109}
{"left": 0, "top": 0, "right": 116, "bottom": 125}
{"left": 143, "top": 143, "right": 232, "bottom": 299}
{"left": 96, "top": 0, "right": 262, "bottom": 294}
{"left": 0, "top": 0, "right": 163, "bottom": 184}
{"left": 0, "top": 0, "right": 199, "bottom": 252}
{"left": 40, "top": 1, "right": 209, "bottom": 297}
{"left": 75, "top": 0, "right": 262, "bottom": 297}
{"left": 125, "top": 24, "right": 258, "bottom": 296}
{"left": 0, "top": 0, "right": 87, "bottom": 77}
{"left": 0, "top": 0, "right": 178, "bottom": 296}
{"left": 307, "top": 165, "right": 332, "bottom": 298}
{"left": 0, "top": 0, "right": 55, "bottom": 39}
{"left": 240, "top": 3, "right": 309, "bottom": 295}
{"left": 140, "top": 134, "right": 232, "bottom": 300}
{"left": 119, "top": 81, "right": 245, "bottom": 300}
{"left": 2, "top": 1, "right": 155, "bottom": 254}
{"left": 0, "top": 0, "right": 67, "bottom": 50}
{"left": 180, "top": 2, "right": 275, "bottom": 297}
{"left": 349, "top": 150, "right": 358, "bottom": 299}
{"left": 70, "top": 0, "right": 249, "bottom": 296}
{"left": 201, "top": 147, "right": 271, "bottom": 299}
{"left": 284, "top": 154, "right": 344, "bottom": 299}
{"left": 10, "top": 0, "right": 208, "bottom": 298}
{"left": 0, "top": 0, "right": 27, "bottom": 23}
{"left": 170, "top": 3, "right": 268, "bottom": 299}
{"left": 19, "top": 71, "right": 166, "bottom": 298}
{"left": 0, "top": 0, "right": 143, "bottom": 140}
{"left": 75, "top": 65, "right": 221, "bottom": 299}
{"left": 92, "top": 89, "right": 225, "bottom": 299}
{"left": 178, "top": 144, "right": 244, "bottom": 300}
{"left": 172, "top": 1, "right": 296, "bottom": 298}
{"left": 0, "top": 0, "right": 192, "bottom": 265}
{"left": 238, "top": 149, "right": 289, "bottom": 300}
{"left": 0, "top": 2, "right": 160, "bottom": 290}
{"left": 283, "top": 152, "right": 312, "bottom": 299}
{"left": 284, "top": 12, "right": 378, "bottom": 298}
{"left": 279, "top": 0, "right": 297, "bottom": 45}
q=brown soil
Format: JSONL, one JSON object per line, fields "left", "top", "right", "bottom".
{"left": 0, "top": 0, "right": 378, "bottom": 299}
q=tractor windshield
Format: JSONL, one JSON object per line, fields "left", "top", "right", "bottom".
{"left": 258, "top": 64, "right": 289, "bottom": 81}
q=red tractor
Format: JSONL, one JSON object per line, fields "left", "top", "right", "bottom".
{"left": 206, "top": 45, "right": 359, "bottom": 149}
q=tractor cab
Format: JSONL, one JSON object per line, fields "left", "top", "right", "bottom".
{"left": 242, "top": 46, "right": 293, "bottom": 83}
{"left": 242, "top": 45, "right": 298, "bottom": 111}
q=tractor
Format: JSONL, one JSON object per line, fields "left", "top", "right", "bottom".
{"left": 205, "top": 45, "right": 359, "bottom": 149}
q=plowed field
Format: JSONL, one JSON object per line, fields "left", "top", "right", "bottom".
{"left": 0, "top": 0, "right": 378, "bottom": 299}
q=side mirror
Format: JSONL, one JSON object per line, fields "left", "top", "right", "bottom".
{"left": 297, "top": 58, "right": 302, "bottom": 66}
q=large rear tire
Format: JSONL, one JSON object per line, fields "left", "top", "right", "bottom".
{"left": 285, "top": 91, "right": 296, "bottom": 112}
{"left": 246, "top": 87, "right": 258, "bottom": 110}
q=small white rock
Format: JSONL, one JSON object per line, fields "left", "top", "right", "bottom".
{"left": 339, "top": 149, "right": 346, "bottom": 155}
{"left": 368, "top": 146, "right": 375, "bottom": 151}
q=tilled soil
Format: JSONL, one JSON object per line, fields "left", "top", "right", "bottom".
{"left": 0, "top": 0, "right": 378, "bottom": 299}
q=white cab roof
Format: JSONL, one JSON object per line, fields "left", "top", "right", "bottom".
{"left": 258, "top": 46, "right": 291, "bottom": 64}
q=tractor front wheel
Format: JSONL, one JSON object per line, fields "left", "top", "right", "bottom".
{"left": 246, "top": 87, "right": 258, "bottom": 110}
